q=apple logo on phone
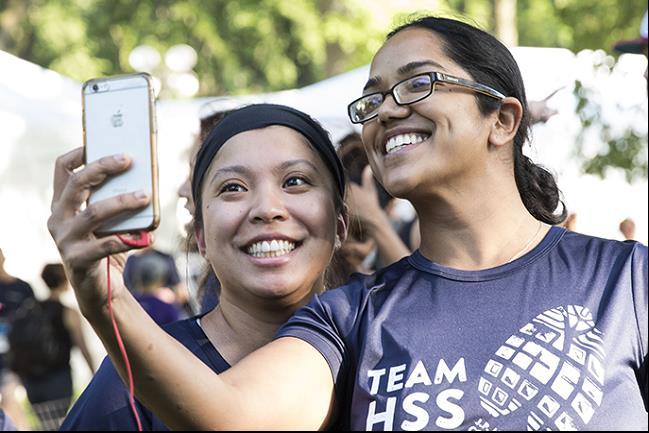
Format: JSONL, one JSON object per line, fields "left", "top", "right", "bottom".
{"left": 111, "top": 110, "right": 124, "bottom": 128}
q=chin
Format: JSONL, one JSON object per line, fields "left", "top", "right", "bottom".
{"left": 382, "top": 174, "right": 420, "bottom": 200}
{"left": 249, "top": 276, "right": 304, "bottom": 299}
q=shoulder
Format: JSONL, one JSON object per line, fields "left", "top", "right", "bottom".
{"left": 302, "top": 257, "right": 416, "bottom": 326}
{"left": 10, "top": 278, "right": 34, "bottom": 295}
{"left": 558, "top": 230, "right": 647, "bottom": 262}
{"left": 325, "top": 256, "right": 412, "bottom": 296}
{"left": 161, "top": 316, "right": 198, "bottom": 340}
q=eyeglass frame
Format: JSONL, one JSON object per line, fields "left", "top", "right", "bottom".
{"left": 347, "top": 71, "right": 507, "bottom": 124}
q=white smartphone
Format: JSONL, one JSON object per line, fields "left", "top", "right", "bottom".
{"left": 82, "top": 73, "right": 159, "bottom": 235}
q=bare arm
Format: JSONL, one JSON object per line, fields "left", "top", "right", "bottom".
{"left": 348, "top": 166, "right": 410, "bottom": 265}
{"left": 63, "top": 306, "right": 95, "bottom": 372}
{"left": 47, "top": 148, "right": 335, "bottom": 429}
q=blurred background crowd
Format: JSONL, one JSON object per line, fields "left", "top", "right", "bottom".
{"left": 0, "top": 0, "right": 647, "bottom": 429}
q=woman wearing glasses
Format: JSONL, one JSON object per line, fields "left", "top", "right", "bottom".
{"left": 49, "top": 16, "right": 647, "bottom": 430}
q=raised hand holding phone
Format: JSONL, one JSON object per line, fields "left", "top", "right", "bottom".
{"left": 82, "top": 72, "right": 159, "bottom": 235}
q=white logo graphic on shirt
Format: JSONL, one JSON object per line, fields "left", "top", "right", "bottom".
{"left": 478, "top": 305, "right": 605, "bottom": 431}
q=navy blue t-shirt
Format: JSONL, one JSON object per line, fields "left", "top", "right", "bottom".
{"left": 0, "top": 278, "right": 35, "bottom": 372}
{"left": 61, "top": 316, "right": 230, "bottom": 431}
{"left": 277, "top": 227, "right": 648, "bottom": 430}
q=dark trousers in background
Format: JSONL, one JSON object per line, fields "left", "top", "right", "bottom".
{"left": 21, "top": 368, "right": 72, "bottom": 431}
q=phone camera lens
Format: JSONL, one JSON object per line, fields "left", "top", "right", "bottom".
{"left": 92, "top": 84, "right": 99, "bottom": 92}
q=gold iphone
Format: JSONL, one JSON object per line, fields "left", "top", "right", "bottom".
{"left": 82, "top": 73, "right": 159, "bottom": 235}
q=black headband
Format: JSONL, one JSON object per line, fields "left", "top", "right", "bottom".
{"left": 192, "top": 104, "right": 345, "bottom": 217}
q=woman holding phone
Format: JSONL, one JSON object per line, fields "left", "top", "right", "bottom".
{"left": 49, "top": 17, "right": 647, "bottom": 430}
{"left": 53, "top": 103, "right": 347, "bottom": 430}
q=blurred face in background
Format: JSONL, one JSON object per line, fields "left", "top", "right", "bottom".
{"left": 178, "top": 138, "right": 201, "bottom": 218}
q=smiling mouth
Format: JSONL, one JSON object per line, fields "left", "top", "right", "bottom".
{"left": 385, "top": 133, "right": 429, "bottom": 154}
{"left": 245, "top": 239, "right": 298, "bottom": 258}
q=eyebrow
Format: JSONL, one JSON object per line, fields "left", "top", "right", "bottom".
{"left": 209, "top": 165, "right": 251, "bottom": 184}
{"left": 273, "top": 159, "right": 319, "bottom": 175}
{"left": 363, "top": 60, "right": 446, "bottom": 91}
{"left": 397, "top": 60, "right": 445, "bottom": 75}
{"left": 209, "top": 159, "right": 319, "bottom": 183}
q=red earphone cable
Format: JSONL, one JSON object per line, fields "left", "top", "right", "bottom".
{"left": 106, "top": 257, "right": 143, "bottom": 431}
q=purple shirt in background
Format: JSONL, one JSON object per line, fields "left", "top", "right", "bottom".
{"left": 135, "top": 294, "right": 181, "bottom": 326}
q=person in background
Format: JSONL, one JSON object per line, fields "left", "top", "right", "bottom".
{"left": 614, "top": 9, "right": 648, "bottom": 82}
{"left": 561, "top": 212, "right": 578, "bottom": 231}
{"left": 337, "top": 132, "right": 411, "bottom": 277}
{"left": 123, "top": 245, "right": 190, "bottom": 316}
{"left": 131, "top": 253, "right": 183, "bottom": 326}
{"left": 0, "top": 247, "right": 34, "bottom": 431}
{"left": 12, "top": 264, "right": 94, "bottom": 430}
{"left": 619, "top": 217, "right": 637, "bottom": 240}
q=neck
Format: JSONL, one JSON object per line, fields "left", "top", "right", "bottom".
{"left": 200, "top": 284, "right": 319, "bottom": 365}
{"left": 48, "top": 287, "right": 65, "bottom": 300}
{"left": 0, "top": 268, "right": 14, "bottom": 283}
{"left": 413, "top": 171, "right": 547, "bottom": 270}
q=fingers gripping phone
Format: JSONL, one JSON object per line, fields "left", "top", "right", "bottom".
{"left": 82, "top": 73, "right": 159, "bottom": 235}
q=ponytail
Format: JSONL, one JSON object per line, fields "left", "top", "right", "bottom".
{"left": 514, "top": 152, "right": 566, "bottom": 225}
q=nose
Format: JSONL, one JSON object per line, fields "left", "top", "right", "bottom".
{"left": 249, "top": 186, "right": 289, "bottom": 223}
{"left": 177, "top": 177, "right": 191, "bottom": 200}
{"left": 377, "top": 93, "right": 410, "bottom": 124}
{"left": 177, "top": 177, "right": 196, "bottom": 215}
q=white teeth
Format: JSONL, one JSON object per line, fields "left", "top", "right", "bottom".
{"left": 247, "top": 239, "right": 296, "bottom": 258}
{"left": 385, "top": 133, "right": 428, "bottom": 154}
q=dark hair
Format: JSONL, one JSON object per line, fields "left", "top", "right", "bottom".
{"left": 41, "top": 263, "right": 67, "bottom": 290}
{"left": 199, "top": 110, "right": 229, "bottom": 143}
{"left": 133, "top": 254, "right": 169, "bottom": 292}
{"left": 388, "top": 16, "right": 566, "bottom": 224}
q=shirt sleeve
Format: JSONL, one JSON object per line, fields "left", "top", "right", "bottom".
{"left": 275, "top": 277, "right": 366, "bottom": 384}
{"left": 19, "top": 280, "right": 35, "bottom": 302}
{"left": 631, "top": 242, "right": 648, "bottom": 409}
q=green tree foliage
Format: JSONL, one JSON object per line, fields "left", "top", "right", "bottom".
{"left": 573, "top": 78, "right": 647, "bottom": 183}
{"left": 1, "top": 0, "right": 646, "bottom": 180}
{"left": 518, "top": 0, "right": 646, "bottom": 52}
{"left": 0, "top": 0, "right": 382, "bottom": 96}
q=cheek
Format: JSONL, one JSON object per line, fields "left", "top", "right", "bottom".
{"left": 291, "top": 195, "right": 337, "bottom": 239}
{"left": 361, "top": 125, "right": 377, "bottom": 152}
{"left": 202, "top": 202, "right": 246, "bottom": 245}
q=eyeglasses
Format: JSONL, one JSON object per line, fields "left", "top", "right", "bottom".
{"left": 347, "top": 71, "right": 506, "bottom": 124}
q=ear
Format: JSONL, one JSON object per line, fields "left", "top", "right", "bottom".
{"left": 336, "top": 208, "right": 349, "bottom": 246}
{"left": 194, "top": 222, "right": 207, "bottom": 257}
{"left": 488, "top": 97, "right": 523, "bottom": 148}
